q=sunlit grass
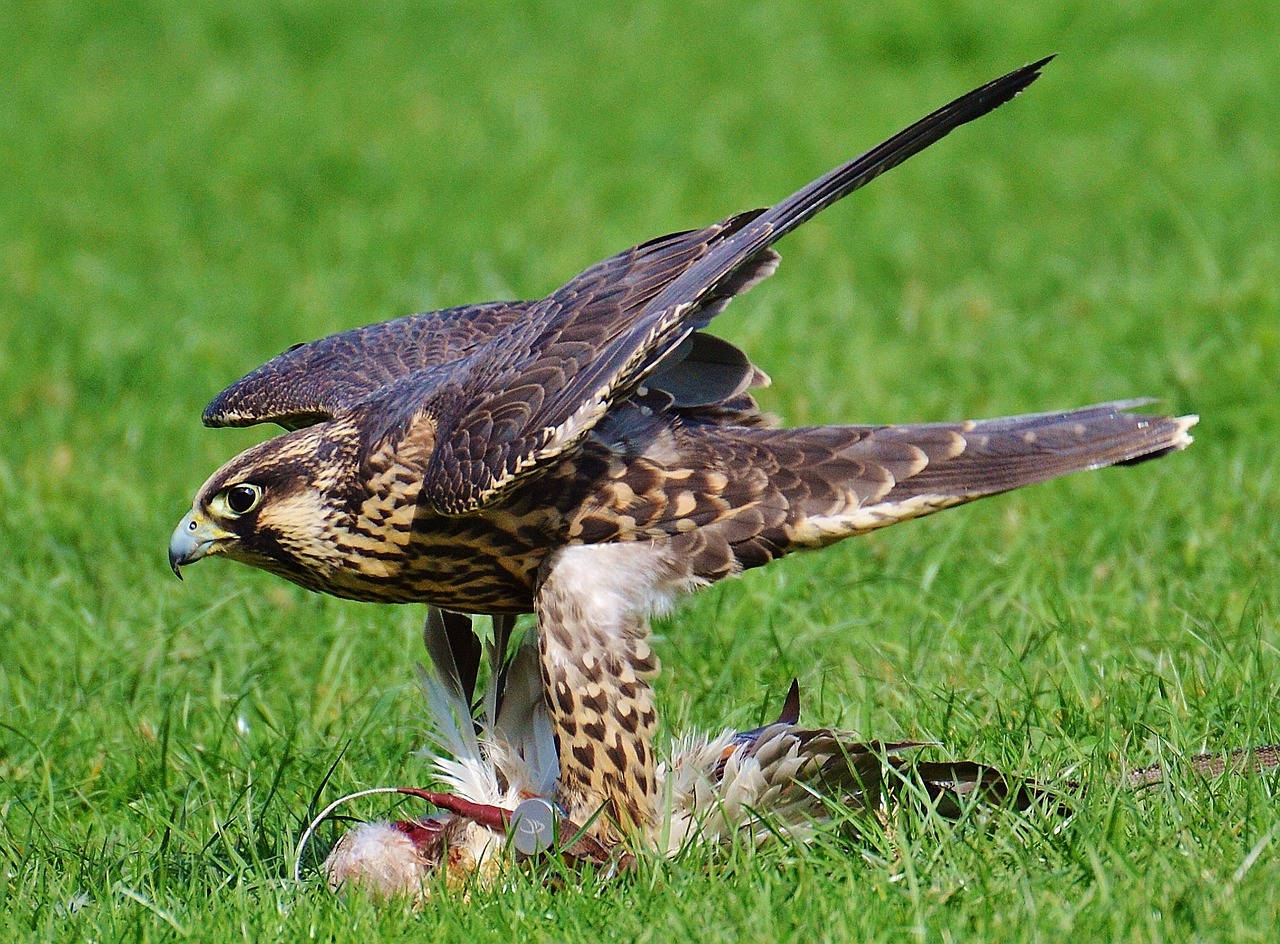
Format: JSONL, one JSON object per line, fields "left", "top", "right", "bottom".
{"left": 2, "top": 1, "right": 1278, "bottom": 941}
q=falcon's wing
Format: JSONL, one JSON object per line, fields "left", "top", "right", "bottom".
{"left": 416, "top": 219, "right": 781, "bottom": 511}
{"left": 419, "top": 57, "right": 1053, "bottom": 514}
{"left": 201, "top": 301, "right": 532, "bottom": 430}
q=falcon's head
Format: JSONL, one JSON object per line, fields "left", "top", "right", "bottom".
{"left": 168, "top": 425, "right": 360, "bottom": 590}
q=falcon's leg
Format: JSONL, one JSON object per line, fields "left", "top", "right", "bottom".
{"left": 534, "top": 543, "right": 698, "bottom": 843}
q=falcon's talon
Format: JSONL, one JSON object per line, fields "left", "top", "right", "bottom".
{"left": 175, "top": 58, "right": 1195, "bottom": 842}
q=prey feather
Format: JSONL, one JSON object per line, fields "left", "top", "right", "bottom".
{"left": 320, "top": 620, "right": 1058, "bottom": 900}
{"left": 417, "top": 607, "right": 501, "bottom": 805}
{"left": 417, "top": 608, "right": 555, "bottom": 806}
{"left": 491, "top": 626, "right": 560, "bottom": 796}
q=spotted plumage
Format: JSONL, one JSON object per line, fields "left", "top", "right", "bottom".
{"left": 170, "top": 58, "right": 1196, "bottom": 840}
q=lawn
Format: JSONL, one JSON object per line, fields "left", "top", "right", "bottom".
{"left": 2, "top": 1, "right": 1278, "bottom": 941}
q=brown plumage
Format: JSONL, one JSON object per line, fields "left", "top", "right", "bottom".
{"left": 169, "top": 58, "right": 1195, "bottom": 840}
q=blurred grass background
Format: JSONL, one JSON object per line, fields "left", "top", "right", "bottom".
{"left": 2, "top": 1, "right": 1278, "bottom": 941}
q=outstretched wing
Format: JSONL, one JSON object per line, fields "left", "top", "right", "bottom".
{"left": 201, "top": 301, "right": 532, "bottom": 430}
{"left": 203, "top": 235, "right": 774, "bottom": 445}
{"left": 414, "top": 58, "right": 1053, "bottom": 514}
{"left": 414, "top": 220, "right": 781, "bottom": 511}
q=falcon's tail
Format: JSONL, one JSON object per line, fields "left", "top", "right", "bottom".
{"left": 676, "top": 400, "right": 1195, "bottom": 574}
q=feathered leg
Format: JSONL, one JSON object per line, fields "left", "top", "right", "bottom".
{"left": 534, "top": 543, "right": 694, "bottom": 841}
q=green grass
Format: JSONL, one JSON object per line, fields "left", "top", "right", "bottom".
{"left": 3, "top": 1, "right": 1279, "bottom": 940}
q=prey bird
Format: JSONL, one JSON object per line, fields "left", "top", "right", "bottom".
{"left": 169, "top": 57, "right": 1195, "bottom": 841}
{"left": 315, "top": 611, "right": 1047, "bottom": 900}
{"left": 315, "top": 613, "right": 1277, "bottom": 902}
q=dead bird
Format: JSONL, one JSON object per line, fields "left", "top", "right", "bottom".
{"left": 309, "top": 611, "right": 1050, "bottom": 900}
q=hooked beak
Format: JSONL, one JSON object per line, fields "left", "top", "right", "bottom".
{"left": 169, "top": 510, "right": 232, "bottom": 578}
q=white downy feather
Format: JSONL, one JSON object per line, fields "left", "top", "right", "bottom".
{"left": 417, "top": 607, "right": 501, "bottom": 805}
{"left": 492, "top": 626, "right": 560, "bottom": 796}
{"left": 418, "top": 611, "right": 555, "bottom": 807}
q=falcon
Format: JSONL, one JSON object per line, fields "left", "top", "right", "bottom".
{"left": 169, "top": 57, "right": 1195, "bottom": 842}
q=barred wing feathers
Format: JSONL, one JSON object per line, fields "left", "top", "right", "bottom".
{"left": 419, "top": 58, "right": 1054, "bottom": 513}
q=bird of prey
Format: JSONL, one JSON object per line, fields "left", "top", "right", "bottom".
{"left": 169, "top": 57, "right": 1195, "bottom": 842}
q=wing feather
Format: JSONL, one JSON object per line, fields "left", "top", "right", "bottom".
{"left": 202, "top": 301, "right": 530, "bottom": 430}
{"left": 419, "top": 58, "right": 1052, "bottom": 513}
{"left": 202, "top": 59, "right": 1052, "bottom": 521}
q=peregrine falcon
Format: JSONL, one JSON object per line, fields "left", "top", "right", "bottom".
{"left": 169, "top": 57, "right": 1195, "bottom": 841}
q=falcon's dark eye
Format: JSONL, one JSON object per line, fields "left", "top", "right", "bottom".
{"left": 225, "top": 483, "right": 263, "bottom": 516}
